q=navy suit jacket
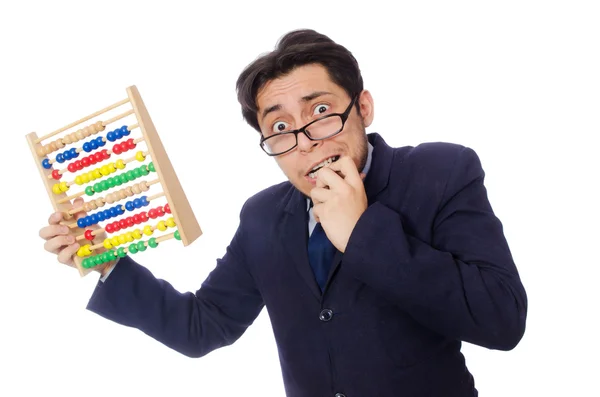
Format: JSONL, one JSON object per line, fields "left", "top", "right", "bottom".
{"left": 87, "top": 132, "right": 527, "bottom": 397}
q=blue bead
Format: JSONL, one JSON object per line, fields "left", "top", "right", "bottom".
{"left": 103, "top": 209, "right": 112, "bottom": 219}
{"left": 96, "top": 211, "right": 105, "bottom": 221}
{"left": 96, "top": 137, "right": 105, "bottom": 147}
{"left": 70, "top": 148, "right": 78, "bottom": 158}
{"left": 115, "top": 129, "right": 123, "bottom": 140}
{"left": 90, "top": 214, "right": 98, "bottom": 224}
{"left": 90, "top": 140, "right": 98, "bottom": 150}
{"left": 117, "top": 206, "right": 125, "bottom": 215}
{"left": 63, "top": 150, "right": 71, "bottom": 161}
{"left": 42, "top": 158, "right": 51, "bottom": 169}
{"left": 125, "top": 201, "right": 134, "bottom": 211}
{"left": 140, "top": 196, "right": 149, "bottom": 206}
{"left": 56, "top": 153, "right": 65, "bottom": 163}
{"left": 121, "top": 126, "right": 130, "bottom": 136}
{"left": 133, "top": 198, "right": 142, "bottom": 208}
{"left": 107, "top": 131, "right": 116, "bottom": 142}
{"left": 110, "top": 207, "right": 119, "bottom": 217}
{"left": 77, "top": 218, "right": 86, "bottom": 228}
{"left": 83, "top": 142, "right": 91, "bottom": 152}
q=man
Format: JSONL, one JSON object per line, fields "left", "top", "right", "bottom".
{"left": 39, "top": 29, "right": 527, "bottom": 396}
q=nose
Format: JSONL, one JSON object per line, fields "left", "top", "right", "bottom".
{"left": 297, "top": 131, "right": 319, "bottom": 153}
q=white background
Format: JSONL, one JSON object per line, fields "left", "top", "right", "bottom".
{"left": 1, "top": 1, "right": 598, "bottom": 396}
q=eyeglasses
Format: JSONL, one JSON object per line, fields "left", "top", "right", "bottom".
{"left": 259, "top": 95, "right": 358, "bottom": 156}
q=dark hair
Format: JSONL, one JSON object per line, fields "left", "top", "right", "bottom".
{"left": 236, "top": 29, "right": 364, "bottom": 133}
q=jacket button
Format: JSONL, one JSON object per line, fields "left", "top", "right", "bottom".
{"left": 319, "top": 309, "right": 333, "bottom": 322}
{"left": 335, "top": 394, "right": 346, "bottom": 397}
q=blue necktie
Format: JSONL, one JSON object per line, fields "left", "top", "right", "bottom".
{"left": 308, "top": 221, "right": 336, "bottom": 292}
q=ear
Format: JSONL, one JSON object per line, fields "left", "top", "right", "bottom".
{"left": 357, "top": 90, "right": 374, "bottom": 127}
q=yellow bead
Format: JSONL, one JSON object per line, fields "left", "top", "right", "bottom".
{"left": 87, "top": 171, "right": 94, "bottom": 181}
{"left": 166, "top": 217, "right": 176, "bottom": 228}
{"left": 52, "top": 184, "right": 62, "bottom": 195}
{"left": 118, "top": 234, "right": 126, "bottom": 245}
{"left": 100, "top": 165, "right": 111, "bottom": 176}
{"left": 103, "top": 239, "right": 113, "bottom": 249}
{"left": 132, "top": 229, "right": 142, "bottom": 240}
{"left": 82, "top": 173, "right": 90, "bottom": 183}
{"left": 111, "top": 236, "right": 120, "bottom": 246}
{"left": 77, "top": 244, "right": 92, "bottom": 257}
{"left": 116, "top": 159, "right": 125, "bottom": 169}
{"left": 143, "top": 225, "right": 153, "bottom": 236}
{"left": 76, "top": 247, "right": 86, "bottom": 257}
{"left": 93, "top": 169, "right": 102, "bottom": 179}
{"left": 157, "top": 221, "right": 167, "bottom": 232}
{"left": 135, "top": 151, "right": 146, "bottom": 162}
{"left": 59, "top": 181, "right": 69, "bottom": 192}
{"left": 108, "top": 163, "right": 116, "bottom": 173}
{"left": 75, "top": 176, "right": 83, "bottom": 185}
{"left": 125, "top": 232, "right": 134, "bottom": 242}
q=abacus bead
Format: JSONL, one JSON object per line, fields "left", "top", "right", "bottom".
{"left": 63, "top": 151, "right": 71, "bottom": 161}
{"left": 59, "top": 181, "right": 69, "bottom": 192}
{"left": 103, "top": 239, "right": 113, "bottom": 249}
{"left": 119, "top": 219, "right": 128, "bottom": 229}
{"left": 148, "top": 209, "right": 157, "bottom": 218}
{"left": 108, "top": 178, "right": 116, "bottom": 188}
{"left": 125, "top": 232, "right": 134, "bottom": 242}
{"left": 37, "top": 147, "right": 46, "bottom": 157}
{"left": 115, "top": 129, "right": 123, "bottom": 139}
{"left": 135, "top": 151, "right": 145, "bottom": 162}
{"left": 111, "top": 236, "right": 120, "bottom": 246}
{"left": 117, "top": 247, "right": 127, "bottom": 258}
{"left": 82, "top": 258, "right": 90, "bottom": 268}
{"left": 109, "top": 206, "right": 118, "bottom": 216}
{"left": 93, "top": 169, "right": 102, "bottom": 179}
{"left": 143, "top": 225, "right": 153, "bottom": 236}
{"left": 85, "top": 186, "right": 94, "bottom": 196}
{"left": 132, "top": 184, "right": 141, "bottom": 194}
{"left": 129, "top": 243, "right": 138, "bottom": 254}
{"left": 174, "top": 230, "right": 181, "bottom": 241}
{"left": 132, "top": 229, "right": 142, "bottom": 239}
{"left": 118, "top": 235, "right": 126, "bottom": 245}
{"left": 127, "top": 139, "right": 136, "bottom": 149}
{"left": 133, "top": 168, "right": 142, "bottom": 178}
{"left": 52, "top": 169, "right": 61, "bottom": 180}
{"left": 157, "top": 221, "right": 166, "bottom": 232}
{"left": 107, "top": 131, "right": 116, "bottom": 142}
{"left": 117, "top": 206, "right": 125, "bottom": 215}
{"left": 81, "top": 157, "right": 90, "bottom": 167}
{"left": 125, "top": 201, "right": 134, "bottom": 211}
{"left": 101, "top": 180, "right": 110, "bottom": 191}
{"left": 136, "top": 241, "right": 147, "bottom": 252}
{"left": 77, "top": 218, "right": 86, "bottom": 228}
{"left": 133, "top": 214, "right": 142, "bottom": 224}
{"left": 140, "top": 212, "right": 149, "bottom": 222}
{"left": 42, "top": 158, "right": 51, "bottom": 169}
{"left": 116, "top": 159, "right": 125, "bottom": 169}
{"left": 127, "top": 170, "right": 136, "bottom": 181}
{"left": 81, "top": 173, "right": 89, "bottom": 184}
{"left": 105, "top": 223, "right": 114, "bottom": 233}
{"left": 133, "top": 198, "right": 142, "bottom": 208}
{"left": 111, "top": 220, "right": 120, "bottom": 231}
{"left": 95, "top": 121, "right": 105, "bottom": 131}
{"left": 90, "top": 154, "right": 98, "bottom": 165}
{"left": 94, "top": 152, "right": 103, "bottom": 162}
{"left": 141, "top": 196, "right": 150, "bottom": 206}
{"left": 164, "top": 204, "right": 171, "bottom": 213}
{"left": 70, "top": 148, "right": 78, "bottom": 158}
{"left": 166, "top": 218, "right": 176, "bottom": 228}
{"left": 102, "top": 149, "right": 110, "bottom": 159}
{"left": 83, "top": 142, "right": 91, "bottom": 152}
{"left": 126, "top": 217, "right": 135, "bottom": 227}
{"left": 96, "top": 211, "right": 105, "bottom": 222}
{"left": 96, "top": 137, "right": 105, "bottom": 147}
{"left": 157, "top": 207, "right": 165, "bottom": 216}
{"left": 148, "top": 238, "right": 158, "bottom": 248}
{"left": 140, "top": 183, "right": 150, "bottom": 193}
{"left": 56, "top": 153, "right": 65, "bottom": 163}
{"left": 84, "top": 229, "right": 94, "bottom": 240}
{"left": 148, "top": 162, "right": 155, "bottom": 172}
{"left": 95, "top": 198, "right": 104, "bottom": 208}
{"left": 90, "top": 214, "right": 98, "bottom": 224}
{"left": 68, "top": 163, "right": 77, "bottom": 173}
{"left": 121, "top": 126, "right": 129, "bottom": 136}
{"left": 100, "top": 165, "right": 110, "bottom": 175}
{"left": 90, "top": 140, "right": 98, "bottom": 150}
{"left": 112, "top": 145, "right": 121, "bottom": 155}
{"left": 140, "top": 166, "right": 149, "bottom": 176}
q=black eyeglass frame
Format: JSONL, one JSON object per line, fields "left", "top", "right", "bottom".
{"left": 259, "top": 94, "right": 359, "bottom": 156}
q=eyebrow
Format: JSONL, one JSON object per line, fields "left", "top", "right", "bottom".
{"left": 260, "top": 91, "right": 333, "bottom": 121}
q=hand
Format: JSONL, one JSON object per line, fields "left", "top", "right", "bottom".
{"left": 38, "top": 197, "right": 114, "bottom": 276}
{"left": 310, "top": 156, "right": 368, "bottom": 253}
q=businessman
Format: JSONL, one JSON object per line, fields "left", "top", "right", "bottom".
{"left": 39, "top": 29, "right": 527, "bottom": 396}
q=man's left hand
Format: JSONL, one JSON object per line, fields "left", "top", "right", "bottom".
{"left": 310, "top": 156, "right": 368, "bottom": 253}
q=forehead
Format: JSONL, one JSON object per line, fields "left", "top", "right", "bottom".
{"left": 256, "top": 64, "right": 343, "bottom": 110}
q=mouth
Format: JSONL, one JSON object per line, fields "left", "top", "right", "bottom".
{"left": 306, "top": 155, "right": 341, "bottom": 179}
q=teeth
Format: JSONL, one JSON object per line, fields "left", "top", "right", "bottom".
{"left": 308, "top": 156, "right": 338, "bottom": 179}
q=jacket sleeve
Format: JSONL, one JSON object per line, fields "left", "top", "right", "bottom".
{"left": 343, "top": 146, "right": 527, "bottom": 351}
{"left": 86, "top": 203, "right": 264, "bottom": 358}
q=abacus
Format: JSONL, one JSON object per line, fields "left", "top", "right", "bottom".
{"left": 26, "top": 86, "right": 202, "bottom": 276}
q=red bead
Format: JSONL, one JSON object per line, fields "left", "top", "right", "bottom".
{"left": 81, "top": 157, "right": 90, "bottom": 167}
{"left": 140, "top": 212, "right": 148, "bottom": 222}
{"left": 52, "top": 169, "right": 61, "bottom": 180}
{"left": 120, "top": 142, "right": 128, "bottom": 152}
{"left": 90, "top": 155, "right": 98, "bottom": 165}
{"left": 133, "top": 214, "right": 142, "bottom": 224}
{"left": 119, "top": 219, "right": 128, "bottom": 229}
{"left": 68, "top": 163, "right": 77, "bottom": 173}
{"left": 112, "top": 221, "right": 121, "bottom": 232}
{"left": 148, "top": 209, "right": 157, "bottom": 219}
{"left": 105, "top": 224, "right": 114, "bottom": 234}
{"left": 94, "top": 152, "right": 103, "bottom": 162}
{"left": 112, "top": 144, "right": 122, "bottom": 155}
{"left": 84, "top": 229, "right": 95, "bottom": 240}
{"left": 126, "top": 217, "right": 134, "bottom": 227}
{"left": 164, "top": 204, "right": 171, "bottom": 213}
{"left": 101, "top": 149, "right": 110, "bottom": 159}
{"left": 126, "top": 139, "right": 136, "bottom": 149}
{"left": 156, "top": 207, "right": 165, "bottom": 217}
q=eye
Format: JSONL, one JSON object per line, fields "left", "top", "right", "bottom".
{"left": 313, "top": 104, "right": 330, "bottom": 115}
{"left": 272, "top": 121, "right": 290, "bottom": 134}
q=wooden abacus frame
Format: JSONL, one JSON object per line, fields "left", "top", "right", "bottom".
{"left": 26, "top": 85, "right": 202, "bottom": 276}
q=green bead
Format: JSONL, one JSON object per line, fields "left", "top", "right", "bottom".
{"left": 117, "top": 247, "right": 127, "bottom": 258}
{"left": 108, "top": 177, "right": 116, "bottom": 188}
{"left": 148, "top": 238, "right": 158, "bottom": 248}
{"left": 93, "top": 182, "right": 101, "bottom": 193}
{"left": 133, "top": 168, "right": 142, "bottom": 178}
{"left": 136, "top": 241, "right": 147, "bottom": 252}
{"left": 101, "top": 180, "right": 110, "bottom": 191}
{"left": 81, "top": 258, "right": 89, "bottom": 268}
{"left": 102, "top": 251, "right": 112, "bottom": 263}
{"left": 129, "top": 243, "right": 138, "bottom": 254}
{"left": 174, "top": 230, "right": 181, "bottom": 241}
{"left": 85, "top": 186, "right": 94, "bottom": 196}
{"left": 140, "top": 166, "right": 149, "bottom": 176}
{"left": 148, "top": 162, "right": 155, "bottom": 172}
{"left": 127, "top": 170, "right": 136, "bottom": 181}
{"left": 94, "top": 255, "right": 103, "bottom": 266}
{"left": 120, "top": 174, "right": 128, "bottom": 184}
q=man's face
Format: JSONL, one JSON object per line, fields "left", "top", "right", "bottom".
{"left": 256, "top": 63, "right": 374, "bottom": 197}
